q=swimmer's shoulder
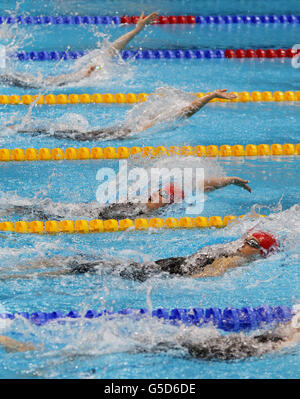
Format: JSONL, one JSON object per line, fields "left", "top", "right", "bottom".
{"left": 191, "top": 255, "right": 246, "bottom": 278}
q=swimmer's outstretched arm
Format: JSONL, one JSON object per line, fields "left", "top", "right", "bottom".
{"left": 106, "top": 12, "right": 159, "bottom": 57}
{"left": 72, "top": 12, "right": 159, "bottom": 80}
{"left": 0, "top": 335, "right": 36, "bottom": 352}
{"left": 203, "top": 176, "right": 252, "bottom": 193}
{"left": 138, "top": 89, "right": 238, "bottom": 132}
{"left": 175, "top": 89, "right": 237, "bottom": 120}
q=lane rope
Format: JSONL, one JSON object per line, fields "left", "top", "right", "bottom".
{"left": 13, "top": 48, "right": 299, "bottom": 61}
{"left": 0, "top": 305, "right": 294, "bottom": 331}
{"left": 0, "top": 15, "right": 299, "bottom": 25}
{"left": 0, "top": 214, "right": 266, "bottom": 234}
{"left": 0, "top": 91, "right": 299, "bottom": 105}
{"left": 1, "top": 143, "right": 299, "bottom": 162}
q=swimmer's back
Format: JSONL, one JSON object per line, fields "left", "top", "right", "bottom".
{"left": 28, "top": 126, "right": 133, "bottom": 141}
{"left": 69, "top": 260, "right": 100, "bottom": 274}
{"left": 97, "top": 202, "right": 149, "bottom": 220}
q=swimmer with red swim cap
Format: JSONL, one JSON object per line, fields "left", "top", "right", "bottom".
{"left": 0, "top": 176, "right": 251, "bottom": 221}
{"left": 118, "top": 229, "right": 281, "bottom": 281}
{"left": 146, "top": 176, "right": 251, "bottom": 211}
{"left": 241, "top": 231, "right": 280, "bottom": 257}
{"left": 0, "top": 228, "right": 280, "bottom": 281}
{"left": 0, "top": 229, "right": 280, "bottom": 281}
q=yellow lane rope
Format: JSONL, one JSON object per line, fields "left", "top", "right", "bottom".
{"left": 0, "top": 143, "right": 299, "bottom": 162}
{"left": 0, "top": 214, "right": 265, "bottom": 234}
{"left": 0, "top": 91, "right": 299, "bottom": 105}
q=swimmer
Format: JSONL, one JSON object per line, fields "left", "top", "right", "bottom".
{"left": 1, "top": 305, "right": 299, "bottom": 358}
{"left": 17, "top": 89, "right": 237, "bottom": 140}
{"left": 0, "top": 12, "right": 158, "bottom": 88}
{"left": 136, "top": 304, "right": 300, "bottom": 361}
{"left": 0, "top": 231, "right": 279, "bottom": 282}
{"left": 118, "top": 230, "right": 280, "bottom": 281}
{"left": 0, "top": 177, "right": 251, "bottom": 221}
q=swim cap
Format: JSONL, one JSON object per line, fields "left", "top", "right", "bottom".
{"left": 160, "top": 183, "right": 185, "bottom": 204}
{"left": 251, "top": 231, "right": 280, "bottom": 256}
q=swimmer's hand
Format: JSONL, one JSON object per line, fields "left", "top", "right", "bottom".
{"left": 230, "top": 177, "right": 252, "bottom": 193}
{"left": 136, "top": 12, "right": 159, "bottom": 31}
{"left": 212, "top": 89, "right": 237, "bottom": 100}
{"left": 203, "top": 176, "right": 251, "bottom": 193}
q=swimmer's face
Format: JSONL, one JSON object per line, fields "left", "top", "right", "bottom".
{"left": 146, "top": 191, "right": 168, "bottom": 210}
{"left": 238, "top": 236, "right": 262, "bottom": 257}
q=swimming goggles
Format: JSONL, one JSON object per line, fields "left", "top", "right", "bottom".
{"left": 147, "top": 190, "right": 170, "bottom": 203}
{"left": 158, "top": 189, "right": 170, "bottom": 200}
{"left": 244, "top": 237, "right": 261, "bottom": 249}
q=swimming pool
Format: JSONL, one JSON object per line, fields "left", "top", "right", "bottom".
{"left": 0, "top": 0, "right": 299, "bottom": 379}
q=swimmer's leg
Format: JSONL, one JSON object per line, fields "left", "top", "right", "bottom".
{"left": 0, "top": 256, "right": 96, "bottom": 274}
{"left": 0, "top": 204, "right": 58, "bottom": 220}
{"left": 0, "top": 73, "right": 40, "bottom": 89}
{"left": 16, "top": 125, "right": 129, "bottom": 141}
{"left": 0, "top": 269, "right": 71, "bottom": 280}
{"left": 53, "top": 127, "right": 127, "bottom": 141}
{"left": 19, "top": 128, "right": 112, "bottom": 141}
{"left": 10, "top": 256, "right": 71, "bottom": 272}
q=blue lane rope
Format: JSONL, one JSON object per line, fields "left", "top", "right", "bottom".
{"left": 13, "top": 49, "right": 225, "bottom": 61}
{"left": 0, "top": 16, "right": 121, "bottom": 25}
{"left": 0, "top": 305, "right": 293, "bottom": 331}
{"left": 0, "top": 15, "right": 299, "bottom": 25}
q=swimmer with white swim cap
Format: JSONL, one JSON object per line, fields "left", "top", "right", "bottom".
{"left": 0, "top": 12, "right": 158, "bottom": 88}
{"left": 18, "top": 89, "right": 237, "bottom": 140}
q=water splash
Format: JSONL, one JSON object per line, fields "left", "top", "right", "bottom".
{"left": 0, "top": 155, "right": 225, "bottom": 220}
{"left": 0, "top": 86, "right": 198, "bottom": 142}
{"left": 0, "top": 0, "right": 33, "bottom": 56}
{"left": 0, "top": 190, "right": 100, "bottom": 220}
{"left": 123, "top": 86, "right": 194, "bottom": 133}
{"left": 0, "top": 26, "right": 134, "bottom": 89}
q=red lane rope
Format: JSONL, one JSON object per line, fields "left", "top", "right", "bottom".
{"left": 225, "top": 48, "right": 299, "bottom": 58}
{"left": 120, "top": 15, "right": 300, "bottom": 24}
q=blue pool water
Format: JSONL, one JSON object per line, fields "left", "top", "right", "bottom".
{"left": 1, "top": 0, "right": 300, "bottom": 15}
{"left": 0, "top": 0, "right": 299, "bottom": 379}
{"left": 2, "top": 23, "right": 300, "bottom": 50}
